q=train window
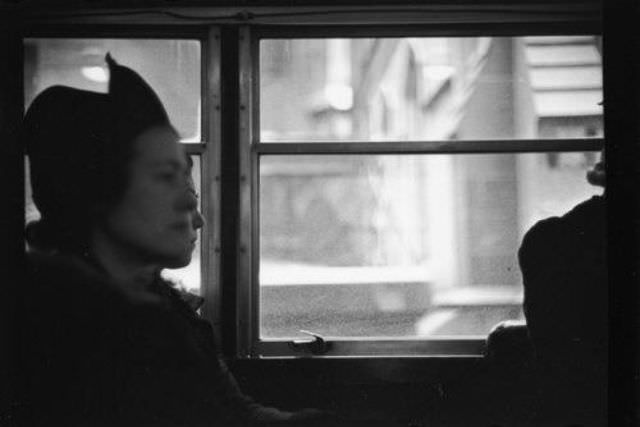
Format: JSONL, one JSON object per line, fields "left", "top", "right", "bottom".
{"left": 23, "top": 38, "right": 206, "bottom": 295}
{"left": 239, "top": 32, "right": 604, "bottom": 357}
{"left": 18, "top": 23, "right": 603, "bottom": 358}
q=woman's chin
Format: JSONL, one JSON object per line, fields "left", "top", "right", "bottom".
{"left": 158, "top": 251, "right": 193, "bottom": 269}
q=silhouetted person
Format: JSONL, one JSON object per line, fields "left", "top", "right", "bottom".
{"left": 518, "top": 152, "right": 606, "bottom": 426}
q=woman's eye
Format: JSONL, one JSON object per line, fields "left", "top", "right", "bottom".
{"left": 157, "top": 171, "right": 178, "bottom": 182}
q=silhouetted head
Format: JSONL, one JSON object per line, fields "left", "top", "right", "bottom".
{"left": 586, "top": 149, "right": 605, "bottom": 188}
{"left": 24, "top": 54, "right": 203, "bottom": 268}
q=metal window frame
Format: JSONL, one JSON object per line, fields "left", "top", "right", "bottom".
{"left": 17, "top": 2, "right": 601, "bottom": 28}
{"left": 20, "top": 27, "right": 223, "bottom": 339}
{"left": 199, "top": 28, "right": 223, "bottom": 341}
{"left": 238, "top": 23, "right": 604, "bottom": 358}
{"left": 238, "top": 26, "right": 258, "bottom": 357}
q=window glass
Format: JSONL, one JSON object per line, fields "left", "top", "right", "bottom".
{"left": 259, "top": 152, "right": 603, "bottom": 339}
{"left": 260, "top": 36, "right": 603, "bottom": 142}
{"left": 25, "top": 155, "right": 203, "bottom": 294}
{"left": 24, "top": 38, "right": 201, "bottom": 142}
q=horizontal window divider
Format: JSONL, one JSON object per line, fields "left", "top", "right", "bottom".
{"left": 183, "top": 143, "right": 207, "bottom": 154}
{"left": 254, "top": 138, "right": 603, "bottom": 155}
{"left": 535, "top": 86, "right": 603, "bottom": 92}
{"left": 531, "top": 62, "right": 604, "bottom": 69}
{"left": 256, "top": 337, "right": 487, "bottom": 357}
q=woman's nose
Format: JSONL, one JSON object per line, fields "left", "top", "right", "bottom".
{"left": 193, "top": 210, "right": 205, "bottom": 231}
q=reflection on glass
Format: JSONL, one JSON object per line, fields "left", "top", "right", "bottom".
{"left": 260, "top": 36, "right": 603, "bottom": 142}
{"left": 259, "top": 152, "right": 603, "bottom": 339}
{"left": 25, "top": 156, "right": 203, "bottom": 294}
{"left": 24, "top": 38, "right": 201, "bottom": 142}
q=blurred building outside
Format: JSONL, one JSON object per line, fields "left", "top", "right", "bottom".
{"left": 258, "top": 36, "right": 603, "bottom": 338}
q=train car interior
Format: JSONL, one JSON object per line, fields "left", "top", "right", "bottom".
{"left": 2, "top": 0, "right": 639, "bottom": 426}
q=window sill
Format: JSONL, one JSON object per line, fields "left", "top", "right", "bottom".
{"left": 229, "top": 354, "right": 487, "bottom": 386}
{"left": 254, "top": 337, "right": 488, "bottom": 358}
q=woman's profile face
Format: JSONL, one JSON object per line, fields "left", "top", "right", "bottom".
{"left": 102, "top": 126, "right": 204, "bottom": 268}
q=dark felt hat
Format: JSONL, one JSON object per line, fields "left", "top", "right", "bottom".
{"left": 105, "top": 53, "right": 170, "bottom": 146}
{"left": 24, "top": 54, "right": 171, "bottom": 249}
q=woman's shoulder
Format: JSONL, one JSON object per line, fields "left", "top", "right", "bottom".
{"left": 562, "top": 195, "right": 605, "bottom": 222}
{"left": 521, "top": 196, "right": 605, "bottom": 247}
{"left": 24, "top": 251, "right": 138, "bottom": 323}
{"left": 27, "top": 251, "right": 109, "bottom": 292}
{"left": 23, "top": 252, "right": 208, "bottom": 336}
{"left": 520, "top": 216, "right": 563, "bottom": 252}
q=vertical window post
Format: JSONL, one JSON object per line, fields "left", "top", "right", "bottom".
{"left": 200, "top": 27, "right": 223, "bottom": 343}
{"left": 237, "top": 25, "right": 257, "bottom": 358}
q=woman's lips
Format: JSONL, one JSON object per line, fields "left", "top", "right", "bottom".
{"left": 170, "top": 222, "right": 198, "bottom": 243}
{"left": 170, "top": 221, "right": 192, "bottom": 231}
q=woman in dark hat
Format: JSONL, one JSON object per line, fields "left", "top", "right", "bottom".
{"left": 18, "top": 55, "right": 326, "bottom": 427}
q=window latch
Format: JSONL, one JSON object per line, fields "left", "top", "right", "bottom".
{"left": 288, "top": 330, "right": 331, "bottom": 355}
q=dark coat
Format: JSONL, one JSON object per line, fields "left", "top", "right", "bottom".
{"left": 519, "top": 195, "right": 607, "bottom": 367}
{"left": 518, "top": 195, "right": 607, "bottom": 424}
{"left": 15, "top": 252, "right": 294, "bottom": 427}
